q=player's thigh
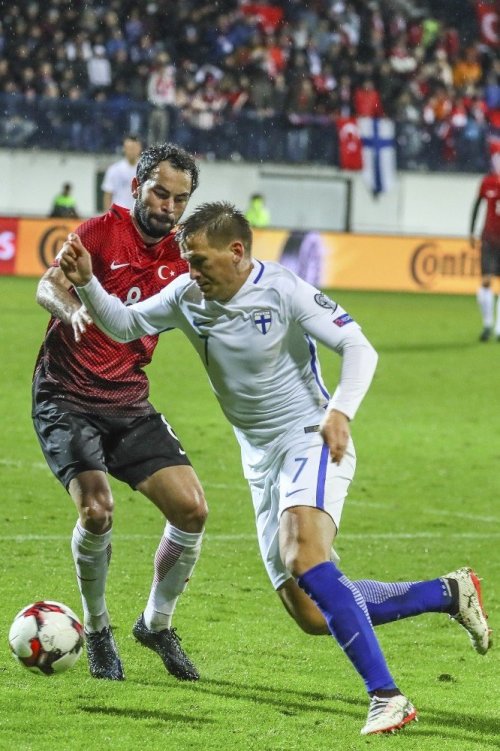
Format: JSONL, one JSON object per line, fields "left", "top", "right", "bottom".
{"left": 32, "top": 400, "right": 108, "bottom": 489}
{"left": 106, "top": 412, "right": 192, "bottom": 488}
{"left": 107, "top": 412, "right": 207, "bottom": 530}
{"left": 279, "top": 505, "right": 337, "bottom": 575}
{"left": 68, "top": 469, "right": 114, "bottom": 531}
{"left": 138, "top": 465, "right": 207, "bottom": 532}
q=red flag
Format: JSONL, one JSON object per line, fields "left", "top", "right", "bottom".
{"left": 336, "top": 117, "right": 363, "bottom": 170}
{"left": 475, "top": 1, "right": 499, "bottom": 46}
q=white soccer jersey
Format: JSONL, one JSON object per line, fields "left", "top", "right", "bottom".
{"left": 78, "top": 260, "right": 378, "bottom": 457}
{"left": 101, "top": 159, "right": 137, "bottom": 209}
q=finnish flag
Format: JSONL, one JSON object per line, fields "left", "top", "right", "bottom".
{"left": 358, "top": 117, "right": 397, "bottom": 196}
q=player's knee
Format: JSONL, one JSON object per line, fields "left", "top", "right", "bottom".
{"left": 174, "top": 488, "right": 208, "bottom": 531}
{"left": 281, "top": 547, "right": 315, "bottom": 579}
{"left": 186, "top": 498, "right": 208, "bottom": 530}
{"left": 79, "top": 493, "right": 114, "bottom": 533}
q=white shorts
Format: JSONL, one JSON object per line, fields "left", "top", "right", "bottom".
{"left": 245, "top": 430, "right": 356, "bottom": 590}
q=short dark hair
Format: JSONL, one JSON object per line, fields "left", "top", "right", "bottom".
{"left": 136, "top": 143, "right": 199, "bottom": 194}
{"left": 177, "top": 201, "right": 252, "bottom": 256}
{"left": 123, "top": 133, "right": 142, "bottom": 144}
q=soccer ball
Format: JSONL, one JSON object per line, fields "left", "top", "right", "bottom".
{"left": 8, "top": 600, "right": 84, "bottom": 675}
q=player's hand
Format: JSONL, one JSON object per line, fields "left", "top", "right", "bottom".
{"left": 59, "top": 233, "right": 93, "bottom": 287}
{"left": 70, "top": 305, "right": 93, "bottom": 343}
{"left": 320, "top": 409, "right": 350, "bottom": 463}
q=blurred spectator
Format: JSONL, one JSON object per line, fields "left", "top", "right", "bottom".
{"left": 87, "top": 45, "right": 112, "bottom": 91}
{"left": 187, "top": 75, "right": 227, "bottom": 157}
{"left": 453, "top": 47, "right": 483, "bottom": 91}
{"left": 101, "top": 133, "right": 142, "bottom": 210}
{"left": 388, "top": 34, "right": 418, "bottom": 77}
{"left": 484, "top": 60, "right": 500, "bottom": 113}
{"left": 245, "top": 192, "right": 271, "bottom": 227}
{"left": 353, "top": 78, "right": 384, "bottom": 117}
{"left": 49, "top": 182, "right": 79, "bottom": 218}
{"left": 147, "top": 52, "right": 176, "bottom": 145}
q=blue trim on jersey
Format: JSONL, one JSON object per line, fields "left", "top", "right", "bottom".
{"left": 253, "top": 260, "right": 265, "bottom": 283}
{"left": 305, "top": 335, "right": 330, "bottom": 400}
{"left": 315, "top": 443, "right": 330, "bottom": 509}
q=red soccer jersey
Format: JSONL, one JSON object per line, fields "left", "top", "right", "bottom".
{"left": 479, "top": 174, "right": 500, "bottom": 240}
{"left": 33, "top": 205, "right": 188, "bottom": 415}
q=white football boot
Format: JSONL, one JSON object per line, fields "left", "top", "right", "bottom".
{"left": 361, "top": 694, "right": 417, "bottom": 735}
{"left": 444, "top": 567, "right": 491, "bottom": 655}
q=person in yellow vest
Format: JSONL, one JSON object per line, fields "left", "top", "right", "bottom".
{"left": 244, "top": 192, "right": 271, "bottom": 228}
{"left": 50, "top": 182, "right": 79, "bottom": 218}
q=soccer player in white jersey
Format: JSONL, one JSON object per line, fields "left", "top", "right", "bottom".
{"left": 59, "top": 202, "right": 490, "bottom": 736}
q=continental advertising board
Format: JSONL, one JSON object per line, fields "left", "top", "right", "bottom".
{"left": 0, "top": 218, "right": 80, "bottom": 277}
{"left": 0, "top": 218, "right": 480, "bottom": 294}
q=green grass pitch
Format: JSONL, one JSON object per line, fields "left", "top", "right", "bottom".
{"left": 0, "top": 276, "right": 498, "bottom": 751}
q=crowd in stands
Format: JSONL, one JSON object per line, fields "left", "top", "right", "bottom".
{"left": 0, "top": 0, "right": 498, "bottom": 173}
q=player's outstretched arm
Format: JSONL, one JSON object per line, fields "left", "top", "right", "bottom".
{"left": 59, "top": 233, "right": 94, "bottom": 288}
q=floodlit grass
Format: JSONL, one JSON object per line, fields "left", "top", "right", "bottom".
{"left": 0, "top": 277, "right": 498, "bottom": 751}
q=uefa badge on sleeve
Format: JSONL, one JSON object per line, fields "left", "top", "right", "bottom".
{"left": 333, "top": 313, "right": 353, "bottom": 327}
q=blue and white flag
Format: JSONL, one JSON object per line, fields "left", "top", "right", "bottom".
{"left": 253, "top": 310, "right": 272, "bottom": 334}
{"left": 358, "top": 117, "right": 397, "bottom": 196}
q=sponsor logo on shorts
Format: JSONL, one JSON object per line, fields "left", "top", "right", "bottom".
{"left": 285, "top": 488, "right": 307, "bottom": 497}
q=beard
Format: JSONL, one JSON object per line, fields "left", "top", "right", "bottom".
{"left": 133, "top": 199, "right": 174, "bottom": 239}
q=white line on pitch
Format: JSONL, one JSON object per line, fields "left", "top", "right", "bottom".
{"left": 1, "top": 532, "right": 499, "bottom": 543}
{"left": 2, "top": 458, "right": 497, "bottom": 525}
{"left": 348, "top": 500, "right": 500, "bottom": 525}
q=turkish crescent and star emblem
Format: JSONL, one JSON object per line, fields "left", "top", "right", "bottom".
{"left": 252, "top": 310, "right": 272, "bottom": 334}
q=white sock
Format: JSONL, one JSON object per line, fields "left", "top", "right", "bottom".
{"left": 143, "top": 524, "right": 204, "bottom": 631}
{"left": 71, "top": 521, "right": 112, "bottom": 632}
{"left": 494, "top": 295, "right": 500, "bottom": 336}
{"left": 477, "top": 286, "right": 494, "bottom": 328}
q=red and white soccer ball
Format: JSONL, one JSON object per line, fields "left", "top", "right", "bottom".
{"left": 8, "top": 600, "right": 84, "bottom": 675}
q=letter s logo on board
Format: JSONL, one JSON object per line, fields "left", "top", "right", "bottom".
{"left": 0, "top": 231, "right": 15, "bottom": 261}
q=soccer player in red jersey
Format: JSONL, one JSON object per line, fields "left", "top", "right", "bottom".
{"left": 33, "top": 143, "right": 207, "bottom": 681}
{"left": 470, "top": 151, "right": 500, "bottom": 341}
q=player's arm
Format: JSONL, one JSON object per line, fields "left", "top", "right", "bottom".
{"left": 101, "top": 165, "right": 115, "bottom": 211}
{"left": 469, "top": 194, "right": 482, "bottom": 248}
{"left": 36, "top": 265, "right": 93, "bottom": 343}
{"left": 59, "top": 233, "right": 177, "bottom": 342}
{"left": 290, "top": 279, "right": 378, "bottom": 463}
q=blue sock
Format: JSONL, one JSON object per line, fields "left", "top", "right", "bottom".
{"left": 297, "top": 561, "right": 397, "bottom": 693}
{"left": 354, "top": 578, "right": 452, "bottom": 626}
